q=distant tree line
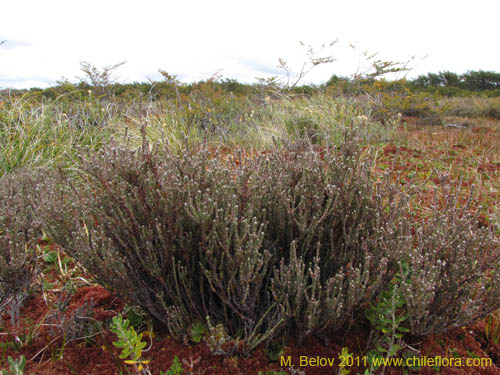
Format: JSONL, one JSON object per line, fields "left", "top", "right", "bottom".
{"left": 2, "top": 70, "right": 499, "bottom": 101}
{"left": 411, "top": 70, "right": 500, "bottom": 91}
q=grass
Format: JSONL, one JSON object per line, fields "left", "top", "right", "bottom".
{"left": 0, "top": 94, "right": 113, "bottom": 177}
{"left": 113, "top": 93, "right": 397, "bottom": 153}
{"left": 0, "top": 90, "right": 398, "bottom": 169}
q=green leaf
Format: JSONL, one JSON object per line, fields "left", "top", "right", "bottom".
{"left": 43, "top": 250, "right": 58, "bottom": 264}
{"left": 388, "top": 345, "right": 401, "bottom": 357}
{"left": 191, "top": 321, "right": 208, "bottom": 343}
{"left": 119, "top": 349, "right": 131, "bottom": 359}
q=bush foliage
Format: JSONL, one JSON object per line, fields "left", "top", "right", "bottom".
{"left": 40, "top": 132, "right": 397, "bottom": 349}
{"left": 398, "top": 182, "right": 500, "bottom": 336}
{"left": 0, "top": 170, "right": 44, "bottom": 325}
{"left": 38, "top": 129, "right": 500, "bottom": 351}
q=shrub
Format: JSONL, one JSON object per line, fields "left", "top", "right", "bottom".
{"left": 39, "top": 132, "right": 500, "bottom": 351}
{"left": 261, "top": 139, "right": 407, "bottom": 342}
{"left": 374, "top": 86, "right": 441, "bottom": 121}
{"left": 397, "top": 182, "right": 500, "bottom": 336}
{"left": 40, "top": 130, "right": 408, "bottom": 350}
{"left": 0, "top": 170, "right": 44, "bottom": 325}
{"left": 41, "top": 139, "right": 283, "bottom": 352}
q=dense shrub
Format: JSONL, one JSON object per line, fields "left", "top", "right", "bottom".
{"left": 366, "top": 81, "right": 442, "bottom": 122}
{"left": 260, "top": 140, "right": 408, "bottom": 342}
{"left": 39, "top": 132, "right": 500, "bottom": 351}
{"left": 40, "top": 132, "right": 406, "bottom": 349}
{"left": 397, "top": 183, "right": 500, "bottom": 336}
{"left": 0, "top": 170, "right": 44, "bottom": 324}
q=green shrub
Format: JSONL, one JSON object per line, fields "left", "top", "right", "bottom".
{"left": 39, "top": 132, "right": 500, "bottom": 352}
{"left": 397, "top": 182, "right": 500, "bottom": 336}
{"left": 0, "top": 170, "right": 44, "bottom": 325}
{"left": 40, "top": 131, "right": 407, "bottom": 350}
{"left": 374, "top": 86, "right": 441, "bottom": 121}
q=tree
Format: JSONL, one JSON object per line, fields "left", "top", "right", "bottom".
{"left": 461, "top": 70, "right": 500, "bottom": 91}
{"left": 77, "top": 61, "right": 126, "bottom": 97}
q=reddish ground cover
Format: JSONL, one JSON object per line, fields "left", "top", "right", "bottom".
{"left": 2, "top": 285, "right": 500, "bottom": 374}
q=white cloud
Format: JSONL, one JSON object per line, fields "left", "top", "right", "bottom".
{"left": 1, "top": 0, "right": 499, "bottom": 88}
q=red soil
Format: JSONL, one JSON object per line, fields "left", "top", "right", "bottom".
{"left": 2, "top": 284, "right": 500, "bottom": 375}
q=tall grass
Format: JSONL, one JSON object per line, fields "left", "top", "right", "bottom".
{"left": 115, "top": 93, "right": 397, "bottom": 152}
{"left": 0, "top": 94, "right": 114, "bottom": 177}
{"left": 0, "top": 89, "right": 399, "bottom": 176}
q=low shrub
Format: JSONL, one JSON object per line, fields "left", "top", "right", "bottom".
{"left": 372, "top": 87, "right": 441, "bottom": 123}
{"left": 0, "top": 170, "right": 44, "bottom": 325}
{"left": 40, "top": 131, "right": 407, "bottom": 350}
{"left": 397, "top": 182, "right": 500, "bottom": 336}
{"left": 39, "top": 132, "right": 500, "bottom": 351}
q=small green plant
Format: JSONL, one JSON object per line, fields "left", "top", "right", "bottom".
{"left": 189, "top": 321, "right": 208, "bottom": 344}
{"left": 110, "top": 314, "right": 151, "bottom": 375}
{"left": 431, "top": 364, "right": 441, "bottom": 373}
{"left": 364, "top": 263, "right": 410, "bottom": 375}
{"left": 1, "top": 355, "right": 26, "bottom": 375}
{"left": 204, "top": 318, "right": 236, "bottom": 356}
{"left": 264, "top": 341, "right": 285, "bottom": 362}
{"left": 123, "top": 305, "right": 148, "bottom": 331}
{"left": 160, "top": 355, "right": 183, "bottom": 375}
{"left": 41, "top": 248, "right": 58, "bottom": 264}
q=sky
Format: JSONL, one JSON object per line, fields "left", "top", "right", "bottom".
{"left": 1, "top": 0, "right": 499, "bottom": 89}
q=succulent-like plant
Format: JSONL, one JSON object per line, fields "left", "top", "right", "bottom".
{"left": 110, "top": 314, "right": 151, "bottom": 375}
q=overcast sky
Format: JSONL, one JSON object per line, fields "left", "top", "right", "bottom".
{"left": 1, "top": 0, "right": 499, "bottom": 89}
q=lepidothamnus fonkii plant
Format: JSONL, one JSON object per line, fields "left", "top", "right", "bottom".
{"left": 0, "top": 170, "right": 44, "bottom": 326}
{"left": 398, "top": 181, "right": 500, "bottom": 336}
{"left": 39, "top": 127, "right": 500, "bottom": 354}
{"left": 40, "top": 129, "right": 404, "bottom": 352}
